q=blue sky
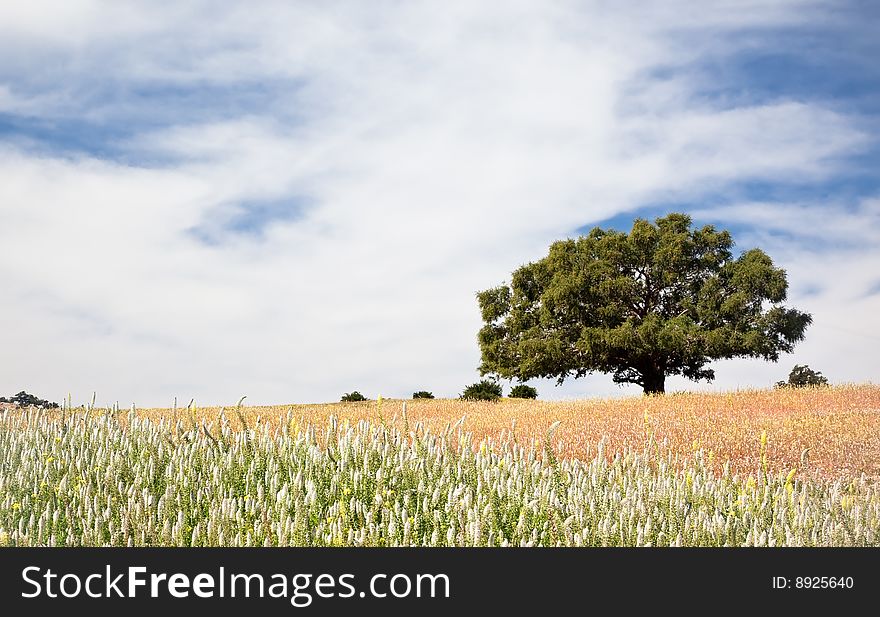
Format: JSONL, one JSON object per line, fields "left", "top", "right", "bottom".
{"left": 0, "top": 1, "right": 878, "bottom": 406}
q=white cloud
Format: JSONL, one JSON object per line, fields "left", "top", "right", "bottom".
{"left": 689, "top": 198, "right": 880, "bottom": 388}
{"left": 0, "top": 1, "right": 876, "bottom": 405}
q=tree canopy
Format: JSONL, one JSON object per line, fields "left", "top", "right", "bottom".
{"left": 776, "top": 365, "right": 828, "bottom": 388}
{"left": 477, "top": 213, "right": 812, "bottom": 394}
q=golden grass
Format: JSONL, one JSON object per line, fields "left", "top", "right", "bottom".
{"left": 136, "top": 384, "right": 880, "bottom": 481}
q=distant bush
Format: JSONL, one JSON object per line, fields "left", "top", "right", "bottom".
{"left": 341, "top": 391, "right": 368, "bottom": 402}
{"left": 508, "top": 384, "right": 538, "bottom": 399}
{"left": 776, "top": 365, "right": 829, "bottom": 388}
{"left": 460, "top": 380, "right": 502, "bottom": 401}
{"left": 412, "top": 391, "right": 435, "bottom": 399}
{"left": 0, "top": 391, "right": 59, "bottom": 409}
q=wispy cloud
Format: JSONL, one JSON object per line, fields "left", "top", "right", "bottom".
{"left": 0, "top": 1, "right": 877, "bottom": 404}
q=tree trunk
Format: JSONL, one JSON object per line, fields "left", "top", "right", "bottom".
{"left": 642, "top": 371, "right": 666, "bottom": 395}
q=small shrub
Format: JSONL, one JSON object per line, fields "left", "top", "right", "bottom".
{"left": 508, "top": 384, "right": 538, "bottom": 399}
{"left": 775, "top": 365, "right": 829, "bottom": 388}
{"left": 412, "top": 391, "right": 435, "bottom": 399}
{"left": 0, "top": 391, "right": 59, "bottom": 409}
{"left": 460, "top": 380, "right": 502, "bottom": 401}
{"left": 341, "top": 391, "right": 368, "bottom": 402}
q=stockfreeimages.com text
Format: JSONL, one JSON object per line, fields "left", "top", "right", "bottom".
{"left": 21, "top": 565, "right": 450, "bottom": 607}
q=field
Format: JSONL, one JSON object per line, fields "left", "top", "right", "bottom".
{"left": 1, "top": 385, "right": 879, "bottom": 547}
{"left": 140, "top": 384, "right": 880, "bottom": 481}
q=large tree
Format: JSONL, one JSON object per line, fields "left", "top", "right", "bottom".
{"left": 477, "top": 213, "right": 811, "bottom": 394}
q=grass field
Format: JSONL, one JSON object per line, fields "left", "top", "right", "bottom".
{"left": 1, "top": 385, "right": 878, "bottom": 547}
{"left": 139, "top": 384, "right": 880, "bottom": 481}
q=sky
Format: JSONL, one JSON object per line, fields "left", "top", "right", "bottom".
{"left": 1, "top": 0, "right": 878, "bottom": 407}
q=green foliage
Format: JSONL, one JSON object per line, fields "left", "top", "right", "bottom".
{"left": 508, "top": 384, "right": 538, "bottom": 399}
{"left": 412, "top": 391, "right": 435, "bottom": 399}
{"left": 0, "top": 391, "right": 59, "bottom": 409}
{"left": 776, "top": 365, "right": 829, "bottom": 388}
{"left": 460, "top": 379, "right": 503, "bottom": 401}
{"left": 477, "top": 213, "right": 812, "bottom": 394}
{"left": 340, "top": 391, "right": 368, "bottom": 402}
